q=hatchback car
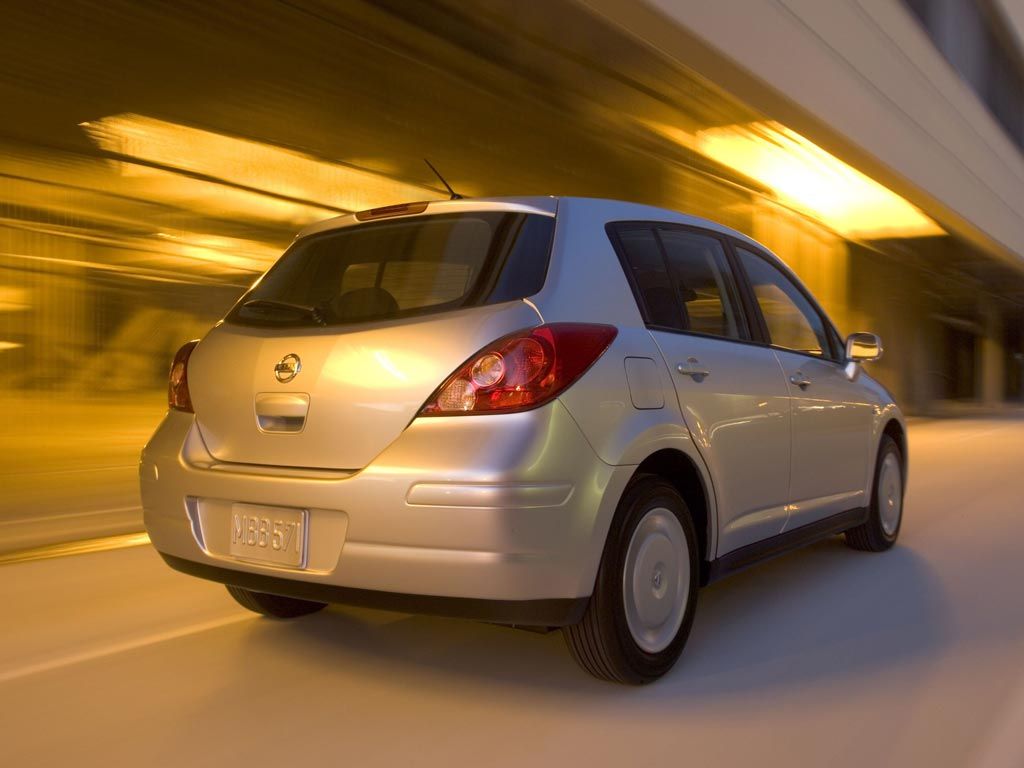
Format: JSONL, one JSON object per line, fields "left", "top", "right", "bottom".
{"left": 141, "top": 196, "right": 906, "bottom": 684}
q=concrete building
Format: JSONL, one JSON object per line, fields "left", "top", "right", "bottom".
{"left": 585, "top": 0, "right": 1024, "bottom": 410}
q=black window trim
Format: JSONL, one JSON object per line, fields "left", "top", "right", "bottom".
{"left": 606, "top": 221, "right": 684, "bottom": 330}
{"left": 727, "top": 238, "right": 846, "bottom": 365}
{"left": 605, "top": 220, "right": 764, "bottom": 350}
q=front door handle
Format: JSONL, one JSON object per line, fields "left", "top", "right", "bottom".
{"left": 677, "top": 357, "right": 710, "bottom": 382}
{"left": 789, "top": 372, "right": 811, "bottom": 389}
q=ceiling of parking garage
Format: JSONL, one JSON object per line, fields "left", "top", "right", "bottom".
{"left": 2, "top": 0, "right": 1023, "bottom": 304}
{"left": 0, "top": 0, "right": 768, "bottom": 281}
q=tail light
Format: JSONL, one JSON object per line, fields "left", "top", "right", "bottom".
{"left": 419, "top": 323, "right": 617, "bottom": 416}
{"left": 169, "top": 340, "right": 200, "bottom": 413}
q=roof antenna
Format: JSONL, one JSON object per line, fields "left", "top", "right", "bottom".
{"left": 424, "top": 158, "right": 463, "bottom": 200}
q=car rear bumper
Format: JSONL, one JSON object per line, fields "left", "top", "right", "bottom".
{"left": 159, "top": 552, "right": 588, "bottom": 626}
{"left": 141, "top": 402, "right": 632, "bottom": 614}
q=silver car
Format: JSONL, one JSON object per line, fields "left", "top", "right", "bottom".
{"left": 141, "top": 196, "right": 906, "bottom": 684}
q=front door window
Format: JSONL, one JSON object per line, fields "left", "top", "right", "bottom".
{"left": 735, "top": 246, "right": 833, "bottom": 358}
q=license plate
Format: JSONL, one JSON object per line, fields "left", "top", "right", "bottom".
{"left": 228, "top": 504, "right": 307, "bottom": 568}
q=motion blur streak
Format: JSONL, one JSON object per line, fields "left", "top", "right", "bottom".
{"left": 83, "top": 113, "right": 443, "bottom": 228}
{"left": 0, "top": 532, "right": 151, "bottom": 566}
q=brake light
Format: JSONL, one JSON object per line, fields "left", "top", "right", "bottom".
{"left": 354, "top": 201, "right": 429, "bottom": 221}
{"left": 419, "top": 323, "right": 617, "bottom": 416}
{"left": 169, "top": 340, "right": 200, "bottom": 413}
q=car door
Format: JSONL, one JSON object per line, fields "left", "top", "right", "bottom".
{"left": 733, "top": 244, "right": 874, "bottom": 530}
{"left": 610, "top": 223, "right": 792, "bottom": 556}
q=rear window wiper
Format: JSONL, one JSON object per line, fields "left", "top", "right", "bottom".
{"left": 241, "top": 298, "right": 326, "bottom": 326}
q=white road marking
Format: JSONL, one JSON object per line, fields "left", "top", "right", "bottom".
{"left": 0, "top": 506, "right": 141, "bottom": 527}
{"left": 953, "top": 427, "right": 1010, "bottom": 441}
{"left": 0, "top": 613, "right": 254, "bottom": 685}
{"left": 0, "top": 464, "right": 136, "bottom": 477}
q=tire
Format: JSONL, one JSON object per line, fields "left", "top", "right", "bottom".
{"left": 562, "top": 476, "right": 699, "bottom": 684}
{"left": 845, "top": 434, "right": 904, "bottom": 552}
{"left": 225, "top": 584, "right": 327, "bottom": 618}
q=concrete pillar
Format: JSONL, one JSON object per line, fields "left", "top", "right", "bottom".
{"left": 978, "top": 302, "right": 1005, "bottom": 406}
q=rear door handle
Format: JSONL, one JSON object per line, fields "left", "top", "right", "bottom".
{"left": 677, "top": 357, "right": 710, "bottom": 382}
{"left": 789, "top": 373, "right": 811, "bottom": 389}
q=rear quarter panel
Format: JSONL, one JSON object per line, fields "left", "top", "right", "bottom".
{"left": 537, "top": 198, "right": 721, "bottom": 560}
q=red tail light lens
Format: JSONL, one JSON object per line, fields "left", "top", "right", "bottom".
{"left": 419, "top": 323, "right": 617, "bottom": 416}
{"left": 168, "top": 340, "right": 200, "bottom": 413}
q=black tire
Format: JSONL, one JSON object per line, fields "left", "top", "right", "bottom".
{"left": 845, "top": 434, "right": 904, "bottom": 552}
{"left": 562, "top": 476, "right": 699, "bottom": 684}
{"left": 225, "top": 584, "right": 327, "bottom": 618}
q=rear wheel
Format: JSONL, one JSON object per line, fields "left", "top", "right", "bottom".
{"left": 845, "top": 434, "right": 904, "bottom": 552}
{"left": 562, "top": 476, "right": 699, "bottom": 684}
{"left": 225, "top": 585, "right": 327, "bottom": 618}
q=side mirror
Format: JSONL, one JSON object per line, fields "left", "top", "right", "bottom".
{"left": 843, "top": 333, "right": 882, "bottom": 381}
{"left": 846, "top": 332, "right": 883, "bottom": 362}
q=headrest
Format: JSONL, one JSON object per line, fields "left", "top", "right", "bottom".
{"left": 333, "top": 286, "right": 399, "bottom": 321}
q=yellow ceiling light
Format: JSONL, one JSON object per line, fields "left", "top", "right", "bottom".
{"left": 0, "top": 286, "right": 32, "bottom": 312}
{"left": 695, "top": 122, "right": 942, "bottom": 238}
{"left": 126, "top": 165, "right": 336, "bottom": 226}
{"left": 81, "top": 114, "right": 441, "bottom": 219}
{"left": 643, "top": 120, "right": 698, "bottom": 151}
{"left": 0, "top": 140, "right": 332, "bottom": 229}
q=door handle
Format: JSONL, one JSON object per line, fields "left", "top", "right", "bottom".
{"left": 789, "top": 372, "right": 811, "bottom": 389}
{"left": 677, "top": 357, "right": 710, "bottom": 382}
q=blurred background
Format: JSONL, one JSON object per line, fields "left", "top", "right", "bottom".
{"left": 3, "top": 0, "right": 1024, "bottom": 553}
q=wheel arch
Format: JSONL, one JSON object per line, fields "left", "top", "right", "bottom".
{"left": 882, "top": 418, "right": 907, "bottom": 478}
{"left": 629, "top": 449, "right": 715, "bottom": 583}
{"left": 860, "top": 411, "right": 909, "bottom": 514}
{"left": 576, "top": 436, "right": 718, "bottom": 599}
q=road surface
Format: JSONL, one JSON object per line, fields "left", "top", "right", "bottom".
{"left": 0, "top": 393, "right": 165, "bottom": 554}
{"left": 2, "top": 418, "right": 1023, "bottom": 767}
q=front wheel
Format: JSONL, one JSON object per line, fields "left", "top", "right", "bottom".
{"left": 225, "top": 585, "right": 327, "bottom": 618}
{"left": 845, "top": 434, "right": 904, "bottom": 552}
{"left": 562, "top": 476, "right": 699, "bottom": 684}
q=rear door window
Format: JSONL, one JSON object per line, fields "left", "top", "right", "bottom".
{"left": 611, "top": 225, "right": 683, "bottom": 330}
{"left": 230, "top": 212, "right": 553, "bottom": 328}
{"left": 657, "top": 227, "right": 748, "bottom": 341}
{"left": 609, "top": 222, "right": 747, "bottom": 341}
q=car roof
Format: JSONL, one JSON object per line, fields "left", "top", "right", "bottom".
{"left": 296, "top": 196, "right": 559, "bottom": 239}
{"left": 295, "top": 195, "right": 773, "bottom": 262}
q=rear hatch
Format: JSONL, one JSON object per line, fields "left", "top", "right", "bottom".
{"left": 187, "top": 207, "right": 554, "bottom": 470}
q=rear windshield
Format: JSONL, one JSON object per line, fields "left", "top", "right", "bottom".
{"left": 228, "top": 211, "right": 554, "bottom": 328}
